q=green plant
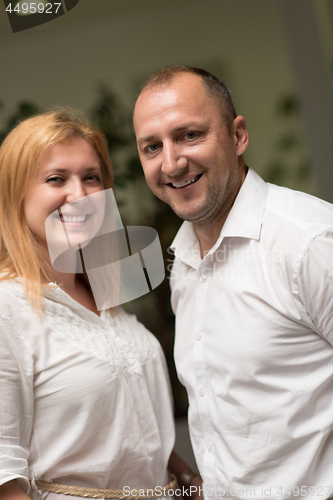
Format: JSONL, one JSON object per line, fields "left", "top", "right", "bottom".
{"left": 265, "top": 93, "right": 312, "bottom": 190}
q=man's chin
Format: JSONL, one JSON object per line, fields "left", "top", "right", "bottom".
{"left": 168, "top": 204, "right": 211, "bottom": 224}
{"left": 155, "top": 191, "right": 211, "bottom": 223}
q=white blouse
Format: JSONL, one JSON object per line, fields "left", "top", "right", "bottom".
{"left": 0, "top": 280, "right": 175, "bottom": 499}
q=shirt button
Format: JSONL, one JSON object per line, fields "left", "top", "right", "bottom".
{"left": 199, "top": 387, "right": 205, "bottom": 397}
{"left": 200, "top": 274, "right": 207, "bottom": 283}
{"left": 207, "top": 443, "right": 212, "bottom": 452}
{"left": 196, "top": 331, "right": 203, "bottom": 340}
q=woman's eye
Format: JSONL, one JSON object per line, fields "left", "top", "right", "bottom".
{"left": 46, "top": 176, "right": 63, "bottom": 183}
{"left": 86, "top": 174, "right": 102, "bottom": 183}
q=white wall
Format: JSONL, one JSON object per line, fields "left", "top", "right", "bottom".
{"left": 1, "top": 0, "right": 303, "bottom": 179}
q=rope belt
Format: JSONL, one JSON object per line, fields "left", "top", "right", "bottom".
{"left": 32, "top": 474, "right": 178, "bottom": 499}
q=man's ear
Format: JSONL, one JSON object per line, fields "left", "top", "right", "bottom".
{"left": 232, "top": 116, "right": 249, "bottom": 156}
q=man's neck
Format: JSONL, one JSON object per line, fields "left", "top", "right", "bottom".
{"left": 193, "top": 164, "right": 248, "bottom": 258}
{"left": 194, "top": 212, "right": 230, "bottom": 259}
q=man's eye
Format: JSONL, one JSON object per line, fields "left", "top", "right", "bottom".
{"left": 147, "top": 144, "right": 159, "bottom": 153}
{"left": 184, "top": 132, "right": 196, "bottom": 140}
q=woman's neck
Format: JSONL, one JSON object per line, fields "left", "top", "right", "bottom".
{"left": 42, "top": 247, "right": 99, "bottom": 315}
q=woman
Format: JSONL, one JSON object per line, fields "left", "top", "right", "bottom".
{"left": 0, "top": 110, "right": 199, "bottom": 500}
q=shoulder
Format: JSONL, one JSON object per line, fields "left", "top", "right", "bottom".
{"left": 265, "top": 183, "right": 333, "bottom": 237}
{"left": 0, "top": 279, "right": 36, "bottom": 321}
{"left": 259, "top": 184, "right": 333, "bottom": 272}
{"left": 262, "top": 185, "right": 333, "bottom": 303}
{"left": 0, "top": 281, "right": 38, "bottom": 364}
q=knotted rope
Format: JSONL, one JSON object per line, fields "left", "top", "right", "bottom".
{"left": 33, "top": 474, "right": 177, "bottom": 499}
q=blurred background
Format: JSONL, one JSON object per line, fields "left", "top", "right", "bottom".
{"left": 1, "top": 0, "right": 333, "bottom": 469}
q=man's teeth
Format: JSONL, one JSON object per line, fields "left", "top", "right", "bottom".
{"left": 172, "top": 175, "right": 200, "bottom": 188}
{"left": 61, "top": 215, "right": 87, "bottom": 223}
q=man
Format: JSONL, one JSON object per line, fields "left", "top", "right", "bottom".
{"left": 133, "top": 66, "right": 333, "bottom": 500}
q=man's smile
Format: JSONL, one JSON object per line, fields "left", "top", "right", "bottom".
{"left": 168, "top": 173, "right": 203, "bottom": 189}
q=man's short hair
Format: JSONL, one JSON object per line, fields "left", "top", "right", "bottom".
{"left": 138, "top": 65, "right": 237, "bottom": 130}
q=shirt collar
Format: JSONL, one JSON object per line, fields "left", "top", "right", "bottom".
{"left": 170, "top": 167, "right": 268, "bottom": 265}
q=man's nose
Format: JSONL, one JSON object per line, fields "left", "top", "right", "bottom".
{"left": 161, "top": 142, "right": 187, "bottom": 176}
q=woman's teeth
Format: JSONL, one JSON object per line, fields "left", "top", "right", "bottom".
{"left": 61, "top": 215, "right": 87, "bottom": 223}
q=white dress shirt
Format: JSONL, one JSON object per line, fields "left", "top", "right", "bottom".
{"left": 0, "top": 280, "right": 175, "bottom": 499}
{"left": 170, "top": 168, "right": 333, "bottom": 500}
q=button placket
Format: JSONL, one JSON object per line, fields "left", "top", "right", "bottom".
{"left": 196, "top": 261, "right": 217, "bottom": 497}
{"left": 196, "top": 330, "right": 203, "bottom": 340}
{"left": 199, "top": 387, "right": 205, "bottom": 397}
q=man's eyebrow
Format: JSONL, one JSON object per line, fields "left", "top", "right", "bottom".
{"left": 174, "top": 121, "right": 203, "bottom": 130}
{"left": 137, "top": 122, "right": 204, "bottom": 146}
{"left": 137, "top": 135, "right": 156, "bottom": 146}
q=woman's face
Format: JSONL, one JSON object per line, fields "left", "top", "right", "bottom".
{"left": 24, "top": 137, "right": 105, "bottom": 258}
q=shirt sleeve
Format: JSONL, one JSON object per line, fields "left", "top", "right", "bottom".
{"left": 0, "top": 314, "right": 34, "bottom": 493}
{"left": 297, "top": 228, "right": 333, "bottom": 345}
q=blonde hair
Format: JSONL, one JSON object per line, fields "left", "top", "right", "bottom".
{"left": 0, "top": 108, "right": 114, "bottom": 312}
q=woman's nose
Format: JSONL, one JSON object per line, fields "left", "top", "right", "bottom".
{"left": 65, "top": 179, "right": 87, "bottom": 204}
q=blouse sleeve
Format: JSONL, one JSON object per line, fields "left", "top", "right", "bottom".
{"left": 0, "top": 314, "right": 34, "bottom": 493}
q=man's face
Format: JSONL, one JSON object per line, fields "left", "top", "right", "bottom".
{"left": 134, "top": 73, "right": 248, "bottom": 227}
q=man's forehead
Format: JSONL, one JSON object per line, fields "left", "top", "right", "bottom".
{"left": 134, "top": 73, "right": 211, "bottom": 125}
{"left": 138, "top": 72, "right": 204, "bottom": 102}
